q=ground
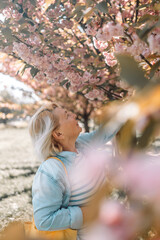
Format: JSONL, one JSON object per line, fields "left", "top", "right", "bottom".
{"left": 0, "top": 126, "right": 40, "bottom": 230}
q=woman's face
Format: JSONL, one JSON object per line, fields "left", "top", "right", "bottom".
{"left": 54, "top": 107, "right": 82, "bottom": 139}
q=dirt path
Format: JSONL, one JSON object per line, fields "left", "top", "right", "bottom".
{"left": 0, "top": 127, "right": 40, "bottom": 230}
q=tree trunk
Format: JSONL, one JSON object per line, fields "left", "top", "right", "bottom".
{"left": 83, "top": 114, "right": 90, "bottom": 132}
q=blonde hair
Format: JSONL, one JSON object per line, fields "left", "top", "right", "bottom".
{"left": 28, "top": 103, "right": 63, "bottom": 161}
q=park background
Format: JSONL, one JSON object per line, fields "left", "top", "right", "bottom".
{"left": 0, "top": 0, "right": 160, "bottom": 239}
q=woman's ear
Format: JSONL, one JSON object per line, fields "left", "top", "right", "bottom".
{"left": 52, "top": 130, "right": 64, "bottom": 140}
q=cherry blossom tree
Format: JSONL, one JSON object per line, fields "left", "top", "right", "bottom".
{"left": 0, "top": 0, "right": 131, "bottom": 101}
{"left": 0, "top": 0, "right": 159, "bottom": 101}
{"left": 0, "top": 53, "right": 103, "bottom": 131}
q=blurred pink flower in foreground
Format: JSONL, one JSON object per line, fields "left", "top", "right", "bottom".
{"left": 98, "top": 200, "right": 140, "bottom": 240}
{"left": 84, "top": 199, "right": 140, "bottom": 240}
{"left": 114, "top": 154, "right": 160, "bottom": 203}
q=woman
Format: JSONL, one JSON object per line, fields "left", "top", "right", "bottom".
{"left": 28, "top": 103, "right": 119, "bottom": 239}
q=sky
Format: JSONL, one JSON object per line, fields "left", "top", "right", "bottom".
{"left": 0, "top": 73, "right": 40, "bottom": 104}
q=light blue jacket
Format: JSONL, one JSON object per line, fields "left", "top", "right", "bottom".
{"left": 32, "top": 125, "right": 120, "bottom": 231}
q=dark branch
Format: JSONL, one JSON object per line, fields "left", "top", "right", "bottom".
{"left": 135, "top": 0, "right": 140, "bottom": 23}
{"left": 140, "top": 54, "right": 153, "bottom": 68}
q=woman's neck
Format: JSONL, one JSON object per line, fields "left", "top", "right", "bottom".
{"left": 62, "top": 145, "right": 78, "bottom": 153}
{"left": 61, "top": 137, "right": 78, "bottom": 153}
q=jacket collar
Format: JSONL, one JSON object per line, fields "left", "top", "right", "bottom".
{"left": 56, "top": 150, "right": 78, "bottom": 166}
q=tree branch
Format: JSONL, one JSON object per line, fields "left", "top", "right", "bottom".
{"left": 140, "top": 54, "right": 153, "bottom": 68}
{"left": 135, "top": 0, "right": 140, "bottom": 23}
{"left": 97, "top": 85, "right": 122, "bottom": 100}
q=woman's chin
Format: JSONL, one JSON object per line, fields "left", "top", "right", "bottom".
{"left": 78, "top": 125, "right": 82, "bottom": 132}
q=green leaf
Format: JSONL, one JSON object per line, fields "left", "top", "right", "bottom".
{"left": 66, "top": 82, "right": 71, "bottom": 89}
{"left": 70, "top": 4, "right": 86, "bottom": 18}
{"left": 75, "top": 10, "right": 84, "bottom": 21}
{"left": 18, "top": 18, "right": 27, "bottom": 24}
{"left": 71, "top": 0, "right": 77, "bottom": 5}
{"left": 138, "top": 14, "right": 158, "bottom": 24}
{"left": 156, "top": 18, "right": 160, "bottom": 27}
{"left": 86, "top": 0, "right": 94, "bottom": 6}
{"left": 136, "top": 22, "right": 158, "bottom": 43}
{"left": 95, "top": 1, "right": 109, "bottom": 14}
{"left": 1, "top": 27, "right": 14, "bottom": 43}
{"left": 71, "top": 58, "right": 81, "bottom": 64}
{"left": 18, "top": 16, "right": 34, "bottom": 26}
{"left": 60, "top": 79, "right": 68, "bottom": 86}
{"left": 20, "top": 28, "right": 30, "bottom": 36}
{"left": 30, "top": 0, "right": 36, "bottom": 6}
{"left": 85, "top": 18, "right": 93, "bottom": 25}
{"left": 136, "top": 3, "right": 151, "bottom": 10}
{"left": 54, "top": 0, "right": 61, "bottom": 7}
{"left": 0, "top": 0, "right": 8, "bottom": 9}
{"left": 84, "top": 54, "right": 91, "bottom": 59}
{"left": 30, "top": 67, "right": 39, "bottom": 78}
{"left": 116, "top": 54, "right": 148, "bottom": 89}
{"left": 149, "top": 60, "right": 160, "bottom": 79}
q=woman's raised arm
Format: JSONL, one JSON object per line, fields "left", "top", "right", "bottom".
{"left": 77, "top": 123, "right": 122, "bottom": 150}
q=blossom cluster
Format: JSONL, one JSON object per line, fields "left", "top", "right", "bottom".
{"left": 0, "top": 0, "right": 159, "bottom": 101}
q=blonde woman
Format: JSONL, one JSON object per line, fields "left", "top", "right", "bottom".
{"left": 29, "top": 103, "right": 120, "bottom": 239}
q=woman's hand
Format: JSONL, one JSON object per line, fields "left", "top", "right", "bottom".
{"left": 80, "top": 205, "right": 99, "bottom": 225}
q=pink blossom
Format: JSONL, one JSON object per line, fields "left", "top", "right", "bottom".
{"left": 74, "top": 48, "right": 86, "bottom": 55}
{"left": 96, "top": 27, "right": 112, "bottom": 42}
{"left": 127, "top": 35, "right": 149, "bottom": 59}
{"left": 96, "top": 22, "right": 124, "bottom": 42}
{"left": 107, "top": 22, "right": 124, "bottom": 37}
{"left": 148, "top": 33, "right": 160, "bottom": 54}
{"left": 12, "top": 11, "right": 22, "bottom": 21}
{"left": 13, "top": 42, "right": 32, "bottom": 62}
{"left": 89, "top": 77, "right": 99, "bottom": 84}
{"left": 53, "top": 59, "right": 71, "bottom": 71}
{"left": 3, "top": 45, "right": 13, "bottom": 54}
{"left": 121, "top": 9, "right": 133, "bottom": 19}
{"left": 61, "top": 19, "right": 74, "bottom": 29}
{"left": 93, "top": 38, "right": 108, "bottom": 51}
{"left": 26, "top": 34, "right": 42, "bottom": 46}
{"left": 85, "top": 89, "right": 105, "bottom": 100}
{"left": 69, "top": 82, "right": 85, "bottom": 93}
{"left": 2, "top": 6, "right": 13, "bottom": 19}
{"left": 85, "top": 25, "right": 98, "bottom": 36}
{"left": 47, "top": 8, "right": 61, "bottom": 19}
{"left": 49, "top": 54, "right": 60, "bottom": 62}
{"left": 34, "top": 71, "right": 46, "bottom": 82}
{"left": 103, "top": 52, "right": 117, "bottom": 67}
{"left": 83, "top": 71, "right": 92, "bottom": 82}
{"left": 65, "top": 70, "right": 83, "bottom": 86}
{"left": 114, "top": 43, "right": 127, "bottom": 54}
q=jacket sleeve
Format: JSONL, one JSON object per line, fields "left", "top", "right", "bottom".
{"left": 32, "top": 168, "right": 83, "bottom": 231}
{"left": 77, "top": 123, "right": 121, "bottom": 149}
